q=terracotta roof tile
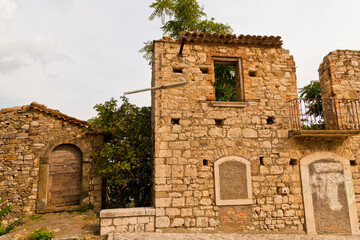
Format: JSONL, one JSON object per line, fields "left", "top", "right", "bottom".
{"left": 1, "top": 102, "right": 90, "bottom": 128}
{"left": 179, "top": 32, "right": 283, "bottom": 48}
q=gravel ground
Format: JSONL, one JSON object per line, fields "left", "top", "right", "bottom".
{"left": 0, "top": 211, "right": 102, "bottom": 240}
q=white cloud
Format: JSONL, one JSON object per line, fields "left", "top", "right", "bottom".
{"left": 0, "top": 0, "right": 17, "bottom": 34}
{"left": 0, "top": 35, "right": 70, "bottom": 74}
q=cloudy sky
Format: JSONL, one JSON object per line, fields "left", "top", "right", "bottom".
{"left": 0, "top": 0, "right": 359, "bottom": 120}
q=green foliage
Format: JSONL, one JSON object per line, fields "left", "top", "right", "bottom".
{"left": 89, "top": 97, "right": 152, "bottom": 208}
{"left": 0, "top": 201, "right": 23, "bottom": 236}
{"left": 28, "top": 228, "right": 54, "bottom": 240}
{"left": 299, "top": 80, "right": 321, "bottom": 99}
{"left": 140, "top": 0, "right": 233, "bottom": 61}
{"left": 299, "top": 80, "right": 323, "bottom": 118}
{"left": 214, "top": 65, "right": 237, "bottom": 101}
{"left": 29, "top": 215, "right": 43, "bottom": 221}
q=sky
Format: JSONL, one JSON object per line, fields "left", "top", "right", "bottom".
{"left": 0, "top": 0, "right": 359, "bottom": 121}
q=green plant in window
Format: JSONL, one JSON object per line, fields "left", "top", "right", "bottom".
{"left": 214, "top": 65, "right": 237, "bottom": 101}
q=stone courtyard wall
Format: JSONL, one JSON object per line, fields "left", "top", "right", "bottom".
{"left": 151, "top": 36, "right": 360, "bottom": 233}
{"left": 0, "top": 103, "right": 103, "bottom": 225}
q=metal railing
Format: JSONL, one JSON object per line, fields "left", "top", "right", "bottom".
{"left": 288, "top": 98, "right": 360, "bottom": 131}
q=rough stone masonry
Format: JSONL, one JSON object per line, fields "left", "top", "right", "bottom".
{"left": 0, "top": 102, "right": 103, "bottom": 225}
{"left": 150, "top": 33, "right": 360, "bottom": 234}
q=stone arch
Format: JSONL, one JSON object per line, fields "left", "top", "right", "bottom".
{"left": 214, "top": 156, "right": 252, "bottom": 205}
{"left": 36, "top": 137, "right": 92, "bottom": 212}
{"left": 300, "top": 151, "right": 359, "bottom": 235}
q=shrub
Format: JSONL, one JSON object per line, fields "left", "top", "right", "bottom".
{"left": 28, "top": 227, "right": 54, "bottom": 240}
{"left": 0, "top": 200, "right": 23, "bottom": 236}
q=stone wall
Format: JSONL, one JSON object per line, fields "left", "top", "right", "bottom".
{"left": 0, "top": 103, "right": 103, "bottom": 225}
{"left": 100, "top": 207, "right": 155, "bottom": 236}
{"left": 151, "top": 35, "right": 360, "bottom": 233}
{"left": 319, "top": 50, "right": 360, "bottom": 99}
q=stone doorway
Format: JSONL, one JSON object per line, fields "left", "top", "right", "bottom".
{"left": 48, "top": 144, "right": 82, "bottom": 207}
{"left": 300, "top": 152, "right": 359, "bottom": 235}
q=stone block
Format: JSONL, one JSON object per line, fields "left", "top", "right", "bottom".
{"left": 122, "top": 217, "right": 137, "bottom": 225}
{"left": 243, "top": 128, "right": 257, "bottom": 138}
{"left": 196, "top": 217, "right": 209, "bottom": 227}
{"left": 145, "top": 221, "right": 155, "bottom": 232}
{"left": 101, "top": 218, "right": 113, "bottom": 227}
{"left": 100, "top": 226, "right": 115, "bottom": 236}
{"left": 155, "top": 198, "right": 172, "bottom": 207}
{"left": 113, "top": 218, "right": 123, "bottom": 226}
{"left": 156, "top": 216, "right": 170, "bottom": 228}
{"left": 172, "top": 197, "right": 185, "bottom": 207}
{"left": 171, "top": 218, "right": 185, "bottom": 227}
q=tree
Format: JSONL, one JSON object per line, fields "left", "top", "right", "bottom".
{"left": 299, "top": 80, "right": 321, "bottom": 99}
{"left": 90, "top": 1, "right": 233, "bottom": 208}
{"left": 140, "top": 0, "right": 233, "bottom": 61}
{"left": 298, "top": 80, "right": 324, "bottom": 129}
{"left": 89, "top": 97, "right": 152, "bottom": 208}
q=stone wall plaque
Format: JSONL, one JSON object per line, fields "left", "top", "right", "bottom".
{"left": 214, "top": 156, "right": 252, "bottom": 205}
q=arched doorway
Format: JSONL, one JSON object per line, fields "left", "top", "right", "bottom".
{"left": 47, "top": 144, "right": 82, "bottom": 207}
{"left": 300, "top": 152, "right": 359, "bottom": 235}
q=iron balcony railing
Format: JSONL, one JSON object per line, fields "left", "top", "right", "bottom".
{"left": 288, "top": 98, "right": 360, "bottom": 131}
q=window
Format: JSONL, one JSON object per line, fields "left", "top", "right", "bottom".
{"left": 213, "top": 57, "right": 244, "bottom": 102}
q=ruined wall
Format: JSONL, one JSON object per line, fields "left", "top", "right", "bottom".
{"left": 319, "top": 50, "right": 360, "bottom": 99}
{"left": 0, "top": 104, "right": 103, "bottom": 225}
{"left": 152, "top": 36, "right": 360, "bottom": 233}
{"left": 318, "top": 49, "right": 360, "bottom": 224}
{"left": 152, "top": 36, "right": 303, "bottom": 232}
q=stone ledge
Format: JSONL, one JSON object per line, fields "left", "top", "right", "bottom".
{"left": 100, "top": 207, "right": 155, "bottom": 218}
{"left": 289, "top": 130, "right": 360, "bottom": 138}
{"left": 210, "top": 101, "right": 248, "bottom": 108}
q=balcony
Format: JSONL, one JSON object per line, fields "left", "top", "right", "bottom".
{"left": 288, "top": 98, "right": 360, "bottom": 137}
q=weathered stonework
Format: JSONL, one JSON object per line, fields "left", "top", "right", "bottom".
{"left": 100, "top": 207, "right": 155, "bottom": 236}
{"left": 0, "top": 102, "right": 103, "bottom": 225}
{"left": 150, "top": 33, "right": 360, "bottom": 234}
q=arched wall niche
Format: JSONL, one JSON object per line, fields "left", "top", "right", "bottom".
{"left": 214, "top": 155, "right": 252, "bottom": 206}
{"left": 300, "top": 151, "right": 360, "bottom": 235}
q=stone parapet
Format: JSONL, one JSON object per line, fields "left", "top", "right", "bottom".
{"left": 100, "top": 207, "right": 156, "bottom": 236}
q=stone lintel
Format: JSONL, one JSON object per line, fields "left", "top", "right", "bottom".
{"left": 210, "top": 101, "right": 248, "bottom": 108}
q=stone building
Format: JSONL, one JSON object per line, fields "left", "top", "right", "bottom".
{"left": 149, "top": 33, "right": 360, "bottom": 234}
{"left": 0, "top": 102, "right": 103, "bottom": 223}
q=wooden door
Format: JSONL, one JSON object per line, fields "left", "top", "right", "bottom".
{"left": 48, "top": 144, "right": 82, "bottom": 207}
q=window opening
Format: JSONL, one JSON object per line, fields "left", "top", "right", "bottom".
{"left": 200, "top": 67, "right": 209, "bottom": 74}
{"left": 173, "top": 67, "right": 183, "bottom": 73}
{"left": 290, "top": 159, "right": 298, "bottom": 166}
{"left": 203, "top": 159, "right": 209, "bottom": 166}
{"left": 213, "top": 57, "right": 244, "bottom": 102}
{"left": 214, "top": 119, "right": 224, "bottom": 127}
{"left": 171, "top": 118, "right": 180, "bottom": 125}
{"left": 259, "top": 157, "right": 264, "bottom": 166}
{"left": 267, "top": 116, "right": 275, "bottom": 124}
{"left": 249, "top": 70, "right": 257, "bottom": 77}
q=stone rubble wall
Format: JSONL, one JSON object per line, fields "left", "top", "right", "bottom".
{"left": 100, "top": 207, "right": 155, "bottom": 236}
{"left": 0, "top": 107, "right": 102, "bottom": 225}
{"left": 318, "top": 49, "right": 360, "bottom": 220}
{"left": 151, "top": 39, "right": 360, "bottom": 232}
{"left": 319, "top": 50, "right": 360, "bottom": 99}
